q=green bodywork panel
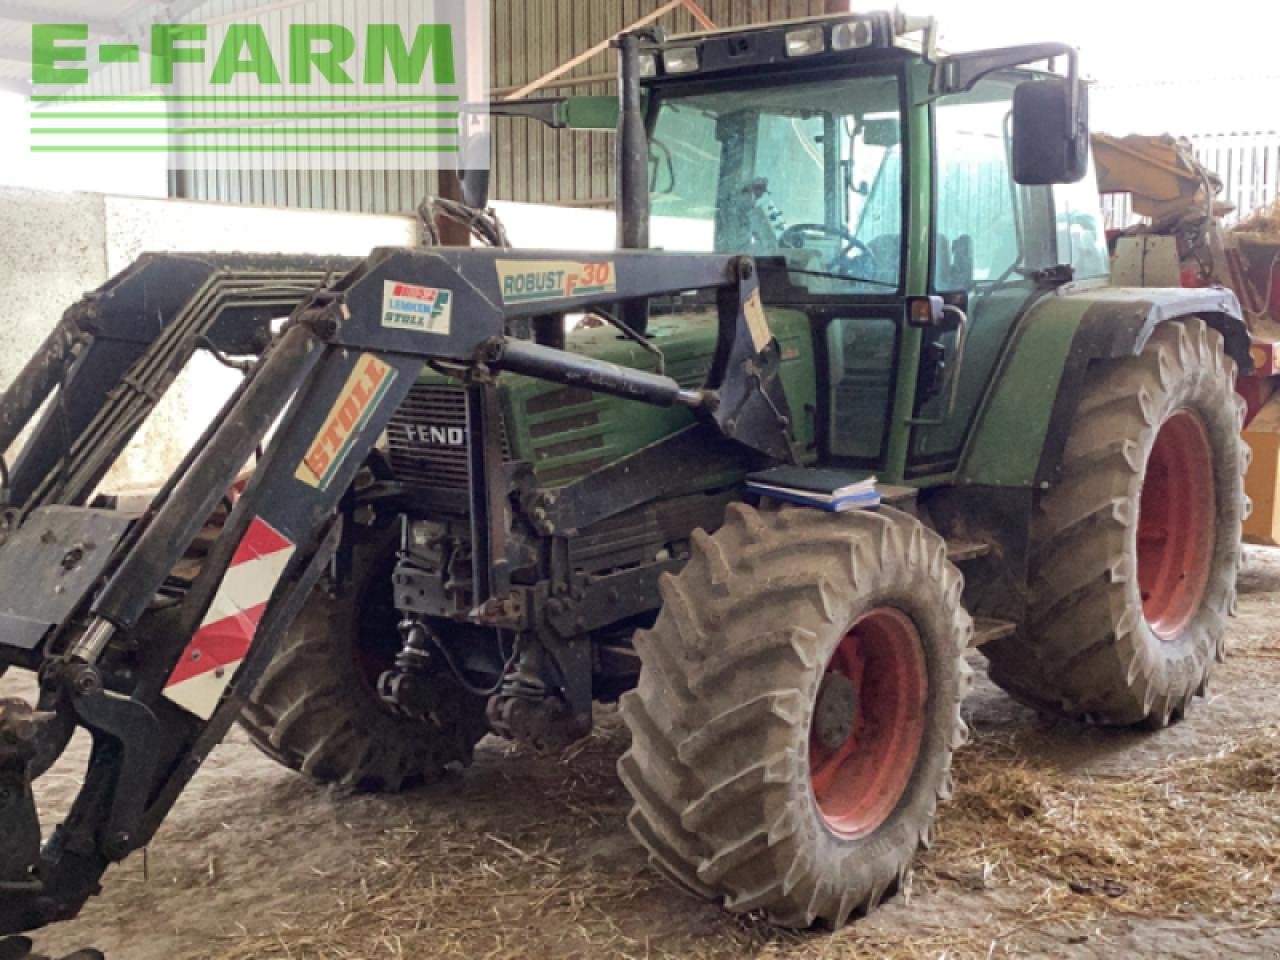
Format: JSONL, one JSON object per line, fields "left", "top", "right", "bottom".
{"left": 415, "top": 307, "right": 816, "bottom": 491}
{"left": 956, "top": 290, "right": 1094, "bottom": 487}
{"left": 956, "top": 282, "right": 1248, "bottom": 488}
{"left": 957, "top": 298, "right": 1083, "bottom": 486}
{"left": 911, "top": 286, "right": 1046, "bottom": 472}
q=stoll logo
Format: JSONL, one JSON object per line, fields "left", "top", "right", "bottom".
{"left": 296, "top": 354, "right": 397, "bottom": 491}
{"left": 25, "top": 1, "right": 489, "bottom": 172}
{"left": 382, "top": 281, "right": 454, "bottom": 335}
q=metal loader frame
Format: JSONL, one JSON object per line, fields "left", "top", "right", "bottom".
{"left": 0, "top": 246, "right": 790, "bottom": 935}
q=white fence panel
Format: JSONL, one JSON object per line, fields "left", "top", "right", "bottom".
{"left": 1193, "top": 132, "right": 1280, "bottom": 224}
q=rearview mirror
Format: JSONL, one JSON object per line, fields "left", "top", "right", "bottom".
{"left": 862, "top": 117, "right": 900, "bottom": 148}
{"left": 459, "top": 169, "right": 492, "bottom": 210}
{"left": 1012, "top": 77, "right": 1089, "bottom": 185}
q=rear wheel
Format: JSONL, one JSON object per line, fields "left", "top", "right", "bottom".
{"left": 984, "top": 317, "right": 1246, "bottom": 727}
{"left": 618, "top": 504, "right": 972, "bottom": 927}
{"left": 238, "top": 540, "right": 488, "bottom": 792}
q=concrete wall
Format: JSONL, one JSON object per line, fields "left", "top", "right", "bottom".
{"left": 0, "top": 191, "right": 109, "bottom": 377}
{"left": 0, "top": 188, "right": 626, "bottom": 491}
{"left": 0, "top": 93, "right": 170, "bottom": 200}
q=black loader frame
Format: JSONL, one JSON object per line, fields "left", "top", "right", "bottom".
{"left": 0, "top": 247, "right": 790, "bottom": 935}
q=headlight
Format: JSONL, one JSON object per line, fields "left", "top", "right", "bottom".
{"left": 831, "top": 19, "right": 875, "bottom": 51}
{"left": 662, "top": 46, "right": 701, "bottom": 74}
{"left": 785, "top": 27, "right": 826, "bottom": 57}
{"left": 638, "top": 53, "right": 658, "bottom": 78}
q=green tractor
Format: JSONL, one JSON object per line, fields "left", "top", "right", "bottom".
{"left": 239, "top": 11, "right": 1247, "bottom": 925}
{"left": 0, "top": 9, "right": 1249, "bottom": 940}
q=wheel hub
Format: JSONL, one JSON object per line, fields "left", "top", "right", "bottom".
{"left": 814, "top": 672, "right": 858, "bottom": 751}
{"left": 809, "top": 607, "right": 928, "bottom": 839}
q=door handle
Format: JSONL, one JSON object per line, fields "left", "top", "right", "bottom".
{"left": 907, "top": 305, "right": 969, "bottom": 427}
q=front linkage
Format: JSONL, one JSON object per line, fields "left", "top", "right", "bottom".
{"left": 0, "top": 246, "right": 791, "bottom": 936}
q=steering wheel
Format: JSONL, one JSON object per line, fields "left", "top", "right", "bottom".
{"left": 779, "top": 223, "right": 879, "bottom": 279}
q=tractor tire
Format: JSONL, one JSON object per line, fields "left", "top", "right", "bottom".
{"left": 238, "top": 543, "right": 488, "bottom": 792}
{"left": 618, "top": 503, "right": 972, "bottom": 928}
{"left": 984, "top": 317, "right": 1246, "bottom": 727}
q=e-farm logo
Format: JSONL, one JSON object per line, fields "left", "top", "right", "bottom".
{"left": 22, "top": 0, "right": 489, "bottom": 171}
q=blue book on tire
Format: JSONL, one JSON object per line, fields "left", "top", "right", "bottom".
{"left": 745, "top": 468, "right": 881, "bottom": 513}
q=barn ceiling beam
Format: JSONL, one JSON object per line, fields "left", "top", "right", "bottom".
{"left": 0, "top": 3, "right": 128, "bottom": 35}
{"left": 683, "top": 1, "right": 716, "bottom": 30}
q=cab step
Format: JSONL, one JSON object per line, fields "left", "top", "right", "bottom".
{"left": 971, "top": 617, "right": 1017, "bottom": 648}
{"left": 946, "top": 540, "right": 994, "bottom": 563}
{"left": 878, "top": 484, "right": 919, "bottom": 506}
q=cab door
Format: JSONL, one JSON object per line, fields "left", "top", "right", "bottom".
{"left": 906, "top": 75, "right": 1055, "bottom": 478}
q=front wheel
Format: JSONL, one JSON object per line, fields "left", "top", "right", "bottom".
{"left": 238, "top": 540, "right": 488, "bottom": 792}
{"left": 618, "top": 504, "right": 972, "bottom": 927}
{"left": 984, "top": 317, "right": 1246, "bottom": 727}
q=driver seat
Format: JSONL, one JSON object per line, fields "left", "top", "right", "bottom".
{"left": 868, "top": 235, "right": 902, "bottom": 285}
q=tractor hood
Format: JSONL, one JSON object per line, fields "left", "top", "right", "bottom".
{"left": 384, "top": 307, "right": 817, "bottom": 496}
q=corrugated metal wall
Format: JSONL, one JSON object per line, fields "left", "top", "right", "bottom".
{"left": 172, "top": 0, "right": 832, "bottom": 213}
{"left": 488, "top": 0, "right": 830, "bottom": 209}
{"left": 168, "top": 0, "right": 467, "bottom": 214}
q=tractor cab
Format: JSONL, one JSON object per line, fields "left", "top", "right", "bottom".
{"left": 636, "top": 12, "right": 1110, "bottom": 480}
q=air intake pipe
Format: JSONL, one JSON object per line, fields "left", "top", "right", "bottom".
{"left": 615, "top": 30, "right": 652, "bottom": 337}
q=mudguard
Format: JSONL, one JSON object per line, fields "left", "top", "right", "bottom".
{"left": 958, "top": 282, "right": 1247, "bottom": 488}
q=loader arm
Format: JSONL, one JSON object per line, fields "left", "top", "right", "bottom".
{"left": 0, "top": 248, "right": 791, "bottom": 936}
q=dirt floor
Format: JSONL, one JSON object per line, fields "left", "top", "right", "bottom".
{"left": 8, "top": 550, "right": 1280, "bottom": 960}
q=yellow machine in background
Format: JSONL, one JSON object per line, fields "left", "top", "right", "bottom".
{"left": 1094, "top": 133, "right": 1280, "bottom": 545}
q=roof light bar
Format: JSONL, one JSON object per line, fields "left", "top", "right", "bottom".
{"left": 785, "top": 26, "right": 826, "bottom": 57}
{"left": 662, "top": 46, "right": 701, "bottom": 74}
{"left": 832, "top": 19, "right": 876, "bottom": 51}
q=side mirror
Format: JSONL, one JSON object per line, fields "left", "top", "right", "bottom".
{"left": 1012, "top": 76, "right": 1089, "bottom": 185}
{"left": 862, "top": 117, "right": 901, "bottom": 148}
{"left": 459, "top": 169, "right": 492, "bottom": 210}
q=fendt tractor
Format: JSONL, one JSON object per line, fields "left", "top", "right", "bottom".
{"left": 0, "top": 9, "right": 1250, "bottom": 947}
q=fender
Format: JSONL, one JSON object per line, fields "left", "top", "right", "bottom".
{"left": 958, "top": 282, "right": 1247, "bottom": 489}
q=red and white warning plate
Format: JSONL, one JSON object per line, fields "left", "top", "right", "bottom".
{"left": 164, "top": 517, "right": 295, "bottom": 719}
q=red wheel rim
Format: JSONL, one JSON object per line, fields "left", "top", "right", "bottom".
{"left": 1137, "top": 409, "right": 1215, "bottom": 639}
{"left": 809, "top": 608, "right": 928, "bottom": 839}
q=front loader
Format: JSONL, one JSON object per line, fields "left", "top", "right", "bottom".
{"left": 0, "top": 10, "right": 1250, "bottom": 946}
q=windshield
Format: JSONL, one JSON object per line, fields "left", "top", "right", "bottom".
{"left": 649, "top": 73, "right": 905, "bottom": 295}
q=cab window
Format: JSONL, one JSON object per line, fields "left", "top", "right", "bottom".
{"left": 650, "top": 73, "right": 905, "bottom": 296}
{"left": 1054, "top": 160, "right": 1111, "bottom": 281}
{"left": 933, "top": 75, "right": 1055, "bottom": 291}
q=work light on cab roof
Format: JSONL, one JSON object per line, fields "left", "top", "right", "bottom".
{"left": 636, "top": 11, "right": 935, "bottom": 79}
